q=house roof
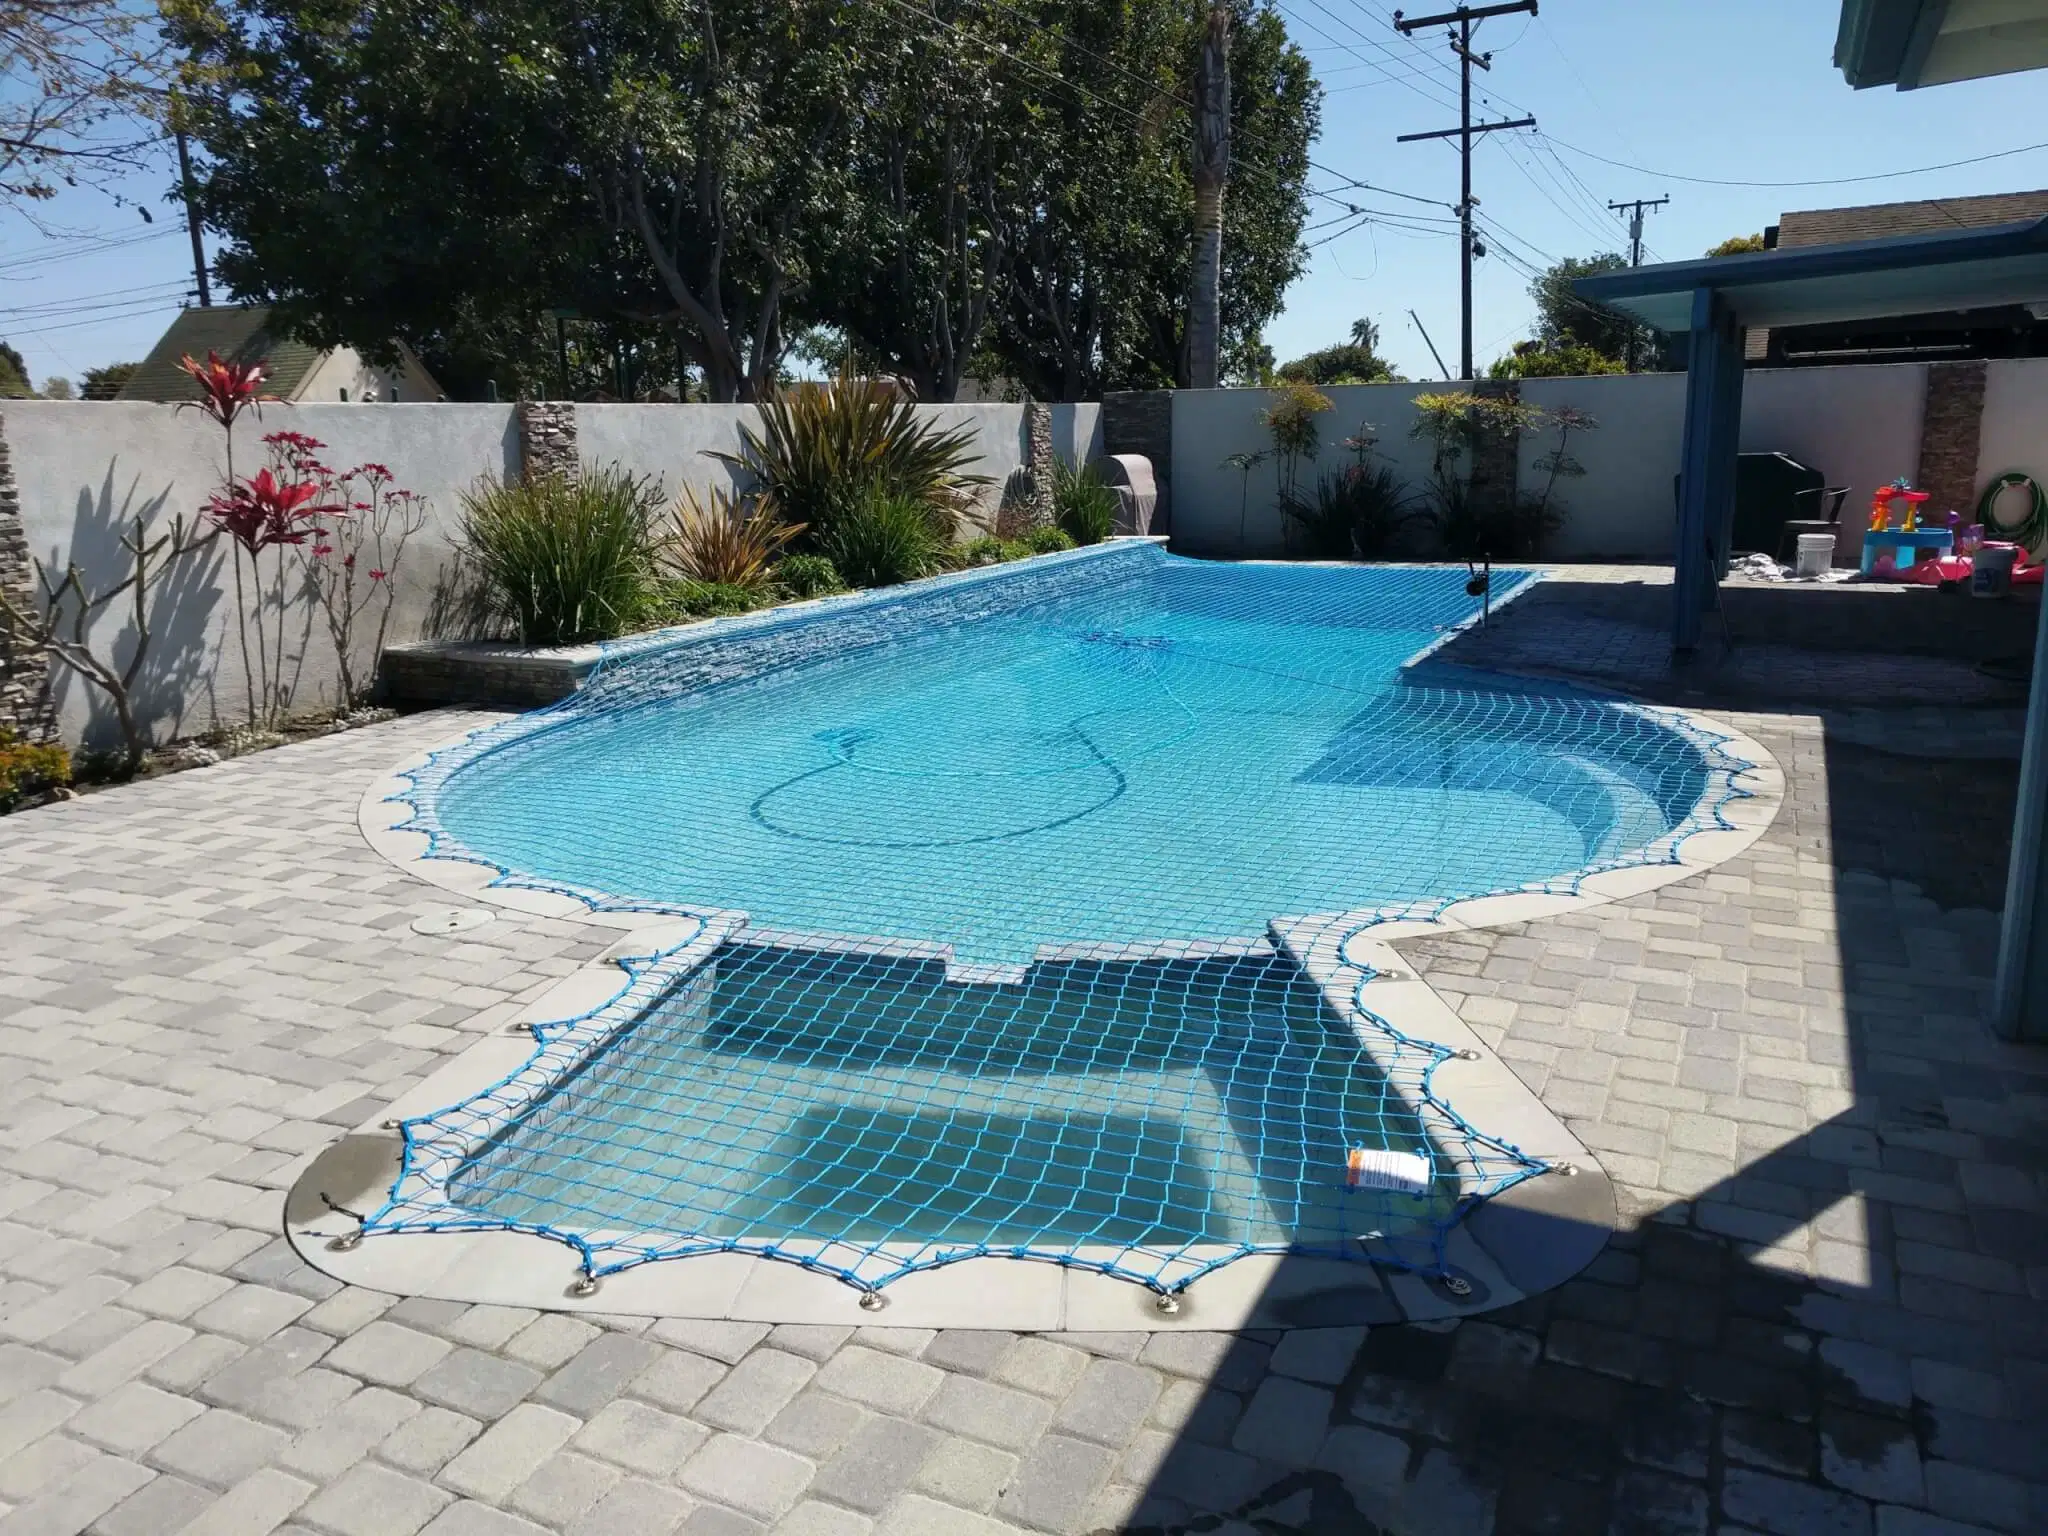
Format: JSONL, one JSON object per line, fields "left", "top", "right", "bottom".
{"left": 116, "top": 306, "right": 325, "bottom": 403}
{"left": 1776, "top": 189, "right": 2048, "bottom": 247}
{"left": 1574, "top": 213, "right": 2048, "bottom": 333}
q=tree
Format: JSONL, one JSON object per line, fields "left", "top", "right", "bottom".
{"left": 2, "top": 0, "right": 171, "bottom": 212}
{"left": 172, "top": 0, "right": 863, "bottom": 401}
{"left": 1186, "top": 6, "right": 1230, "bottom": 389}
{"left": 1530, "top": 252, "right": 1632, "bottom": 360}
{"left": 1487, "top": 339, "right": 1624, "bottom": 379}
{"left": 39, "top": 376, "right": 73, "bottom": 399}
{"left": 1707, "top": 233, "right": 1766, "bottom": 257}
{"left": 79, "top": 361, "right": 139, "bottom": 399}
{"left": 171, "top": 0, "right": 1318, "bottom": 404}
{"left": 987, "top": 0, "right": 1317, "bottom": 399}
{"left": 808, "top": 2, "right": 1028, "bottom": 401}
{"left": 1349, "top": 317, "right": 1379, "bottom": 350}
{"left": 0, "top": 340, "right": 28, "bottom": 396}
{"left": 1276, "top": 342, "right": 1393, "bottom": 385}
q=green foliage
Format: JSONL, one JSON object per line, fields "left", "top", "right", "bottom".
{"left": 1285, "top": 462, "right": 1419, "bottom": 560}
{"left": 1530, "top": 253, "right": 1632, "bottom": 361}
{"left": 662, "top": 486, "right": 801, "bottom": 592}
{"left": 1263, "top": 379, "right": 1332, "bottom": 460}
{"left": 80, "top": 362, "right": 139, "bottom": 400}
{"left": 1488, "top": 341, "right": 1625, "bottom": 379}
{"left": 644, "top": 579, "right": 770, "bottom": 623}
{"left": 773, "top": 552, "right": 845, "bottom": 599}
{"left": 169, "top": 0, "right": 1319, "bottom": 403}
{"left": 0, "top": 341, "right": 29, "bottom": 398}
{"left": 458, "top": 467, "right": 660, "bottom": 646}
{"left": 0, "top": 728, "right": 70, "bottom": 812}
{"left": 1707, "top": 233, "right": 1766, "bottom": 257}
{"left": 819, "top": 490, "right": 947, "bottom": 589}
{"left": 959, "top": 536, "right": 1013, "bottom": 566}
{"left": 1051, "top": 459, "right": 1118, "bottom": 546}
{"left": 1024, "top": 525, "right": 1076, "bottom": 554}
{"left": 1409, "top": 391, "right": 1542, "bottom": 484}
{"left": 1276, "top": 343, "right": 1394, "bottom": 386}
{"left": 718, "top": 377, "right": 986, "bottom": 549}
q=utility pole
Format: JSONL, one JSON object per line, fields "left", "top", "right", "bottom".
{"left": 1409, "top": 308, "right": 1453, "bottom": 381}
{"left": 1392, "top": 3, "right": 1538, "bottom": 381}
{"left": 173, "top": 128, "right": 211, "bottom": 309}
{"left": 1607, "top": 195, "right": 1668, "bottom": 369}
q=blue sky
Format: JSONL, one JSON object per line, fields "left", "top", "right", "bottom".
{"left": 6, "top": 0, "right": 2048, "bottom": 391}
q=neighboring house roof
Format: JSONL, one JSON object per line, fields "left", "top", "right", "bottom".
{"left": 1739, "top": 191, "right": 2048, "bottom": 359}
{"left": 1776, "top": 189, "right": 2048, "bottom": 247}
{"left": 116, "top": 306, "right": 325, "bottom": 402}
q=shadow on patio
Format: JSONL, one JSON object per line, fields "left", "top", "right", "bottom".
{"left": 1116, "top": 610, "right": 2048, "bottom": 1534}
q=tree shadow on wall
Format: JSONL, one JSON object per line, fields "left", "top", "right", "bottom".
{"left": 42, "top": 463, "right": 225, "bottom": 750}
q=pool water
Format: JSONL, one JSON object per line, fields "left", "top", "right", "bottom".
{"left": 435, "top": 557, "right": 1708, "bottom": 966}
{"left": 452, "top": 944, "right": 1457, "bottom": 1257}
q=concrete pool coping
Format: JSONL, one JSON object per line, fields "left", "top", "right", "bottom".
{"left": 298, "top": 563, "right": 1786, "bottom": 1329}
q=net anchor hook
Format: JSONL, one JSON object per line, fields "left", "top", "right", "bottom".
{"left": 569, "top": 1268, "right": 602, "bottom": 1298}
{"left": 1441, "top": 1273, "right": 1474, "bottom": 1299}
{"left": 858, "top": 1290, "right": 889, "bottom": 1313}
{"left": 1153, "top": 1291, "right": 1183, "bottom": 1316}
{"left": 319, "top": 1193, "right": 366, "bottom": 1252}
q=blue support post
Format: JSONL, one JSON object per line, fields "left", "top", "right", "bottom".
{"left": 1993, "top": 588, "right": 2048, "bottom": 1041}
{"left": 1672, "top": 287, "right": 1745, "bottom": 652}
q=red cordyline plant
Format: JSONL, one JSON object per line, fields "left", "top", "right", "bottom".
{"left": 204, "top": 450, "right": 340, "bottom": 730}
{"left": 179, "top": 348, "right": 296, "bottom": 727}
{"left": 271, "top": 432, "right": 430, "bottom": 706}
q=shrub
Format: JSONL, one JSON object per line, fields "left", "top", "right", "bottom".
{"left": 644, "top": 578, "right": 769, "bottom": 622}
{"left": 0, "top": 728, "right": 70, "bottom": 812}
{"left": 1052, "top": 459, "right": 1119, "bottom": 545}
{"left": 820, "top": 490, "right": 946, "bottom": 588}
{"left": 1024, "top": 525, "right": 1076, "bottom": 554}
{"left": 459, "top": 467, "right": 660, "bottom": 646}
{"left": 958, "top": 536, "right": 1013, "bottom": 566}
{"left": 715, "top": 373, "right": 989, "bottom": 546}
{"left": 663, "top": 484, "right": 801, "bottom": 592}
{"left": 774, "top": 552, "right": 845, "bottom": 598}
{"left": 1285, "top": 462, "right": 1420, "bottom": 560}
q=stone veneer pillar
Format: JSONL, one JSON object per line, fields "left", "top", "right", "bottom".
{"left": 1916, "top": 360, "right": 1988, "bottom": 519}
{"left": 1024, "top": 402, "right": 1056, "bottom": 529}
{"left": 1101, "top": 390, "right": 1173, "bottom": 535}
{"left": 0, "top": 412, "right": 57, "bottom": 743}
{"left": 516, "top": 401, "right": 579, "bottom": 484}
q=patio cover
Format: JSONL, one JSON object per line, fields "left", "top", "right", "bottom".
{"left": 1575, "top": 215, "right": 2048, "bottom": 652}
{"left": 1578, "top": 214, "right": 2048, "bottom": 1042}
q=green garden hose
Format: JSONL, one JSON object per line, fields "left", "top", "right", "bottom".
{"left": 1979, "top": 471, "right": 2048, "bottom": 549}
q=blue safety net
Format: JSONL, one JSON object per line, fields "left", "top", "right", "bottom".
{"left": 369, "top": 545, "right": 1754, "bottom": 1299}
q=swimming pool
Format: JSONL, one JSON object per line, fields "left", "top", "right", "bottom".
{"left": 424, "top": 550, "right": 1709, "bottom": 966}
{"left": 368, "top": 543, "right": 1754, "bottom": 1302}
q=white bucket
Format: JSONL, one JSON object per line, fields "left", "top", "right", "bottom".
{"left": 1794, "top": 532, "right": 1835, "bottom": 579}
{"left": 1974, "top": 543, "right": 2018, "bottom": 598}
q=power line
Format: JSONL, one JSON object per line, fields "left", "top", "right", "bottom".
{"left": 1390, "top": 1, "right": 1541, "bottom": 381}
{"left": 1543, "top": 132, "right": 2048, "bottom": 188}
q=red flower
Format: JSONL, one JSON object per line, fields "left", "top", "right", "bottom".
{"left": 312, "top": 544, "right": 334, "bottom": 557}
{"left": 178, "top": 351, "right": 274, "bottom": 431}
{"left": 369, "top": 569, "right": 387, "bottom": 581}
{"left": 204, "top": 468, "right": 340, "bottom": 555}
{"left": 343, "top": 554, "right": 356, "bottom": 569}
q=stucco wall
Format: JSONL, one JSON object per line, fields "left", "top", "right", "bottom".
{"left": 7, "top": 401, "right": 519, "bottom": 747}
{"left": 1169, "top": 383, "right": 1436, "bottom": 556}
{"left": 1169, "top": 363, "right": 1969, "bottom": 562}
{"left": 4, "top": 399, "right": 1067, "bottom": 748}
{"left": 1978, "top": 359, "right": 2048, "bottom": 543}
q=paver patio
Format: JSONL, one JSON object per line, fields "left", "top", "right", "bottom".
{"left": 2, "top": 701, "right": 2044, "bottom": 1535}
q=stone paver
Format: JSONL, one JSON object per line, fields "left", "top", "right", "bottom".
{"left": 0, "top": 703, "right": 2043, "bottom": 1536}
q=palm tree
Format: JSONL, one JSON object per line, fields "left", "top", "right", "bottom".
{"left": 1187, "top": 8, "right": 1231, "bottom": 389}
